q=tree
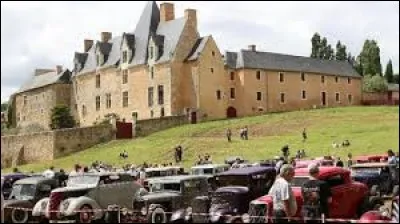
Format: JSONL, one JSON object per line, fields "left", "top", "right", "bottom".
{"left": 326, "top": 44, "right": 335, "bottom": 60}
{"left": 359, "top": 40, "right": 382, "bottom": 76}
{"left": 394, "top": 74, "right": 399, "bottom": 84}
{"left": 50, "top": 105, "right": 76, "bottom": 129}
{"left": 384, "top": 60, "right": 394, "bottom": 83}
{"left": 319, "top": 37, "right": 328, "bottom": 59}
{"left": 311, "top": 33, "right": 321, "bottom": 58}
{"left": 335, "top": 41, "right": 347, "bottom": 61}
{"left": 362, "top": 74, "right": 388, "bottom": 92}
{"left": 347, "top": 53, "right": 356, "bottom": 67}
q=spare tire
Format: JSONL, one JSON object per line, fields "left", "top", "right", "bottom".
{"left": 11, "top": 208, "right": 29, "bottom": 223}
{"left": 150, "top": 207, "right": 167, "bottom": 223}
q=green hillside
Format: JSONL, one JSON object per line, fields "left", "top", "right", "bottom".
{"left": 2, "top": 106, "right": 399, "bottom": 173}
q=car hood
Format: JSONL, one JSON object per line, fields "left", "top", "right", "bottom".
{"left": 140, "top": 191, "right": 181, "bottom": 202}
{"left": 52, "top": 185, "right": 96, "bottom": 193}
{"left": 4, "top": 199, "right": 33, "bottom": 208}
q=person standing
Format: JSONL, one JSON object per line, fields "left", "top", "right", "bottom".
{"left": 387, "top": 149, "right": 398, "bottom": 185}
{"left": 335, "top": 157, "right": 344, "bottom": 167}
{"left": 301, "top": 164, "right": 332, "bottom": 223}
{"left": 281, "top": 145, "right": 290, "bottom": 161}
{"left": 43, "top": 166, "right": 56, "bottom": 179}
{"left": 268, "top": 164, "right": 297, "bottom": 223}
{"left": 244, "top": 126, "right": 249, "bottom": 140}
{"left": 226, "top": 128, "right": 232, "bottom": 142}
{"left": 347, "top": 153, "right": 353, "bottom": 168}
{"left": 302, "top": 128, "right": 307, "bottom": 142}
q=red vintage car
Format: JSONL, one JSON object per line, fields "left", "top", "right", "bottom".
{"left": 295, "top": 157, "right": 334, "bottom": 169}
{"left": 358, "top": 196, "right": 398, "bottom": 223}
{"left": 355, "top": 155, "right": 388, "bottom": 164}
{"left": 248, "top": 167, "right": 369, "bottom": 223}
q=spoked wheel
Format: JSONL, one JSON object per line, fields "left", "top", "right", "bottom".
{"left": 77, "top": 205, "right": 93, "bottom": 223}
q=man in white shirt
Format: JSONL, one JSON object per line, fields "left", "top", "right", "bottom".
{"left": 268, "top": 164, "right": 297, "bottom": 223}
{"left": 43, "top": 166, "right": 55, "bottom": 179}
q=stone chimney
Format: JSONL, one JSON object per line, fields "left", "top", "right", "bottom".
{"left": 184, "top": 9, "right": 197, "bottom": 30}
{"left": 56, "top": 65, "right": 63, "bottom": 74}
{"left": 248, "top": 45, "right": 256, "bottom": 52}
{"left": 160, "top": 3, "right": 175, "bottom": 22}
{"left": 84, "top": 39, "right": 94, "bottom": 52}
{"left": 101, "top": 32, "right": 112, "bottom": 43}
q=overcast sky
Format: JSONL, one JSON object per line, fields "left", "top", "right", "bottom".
{"left": 1, "top": 1, "right": 399, "bottom": 102}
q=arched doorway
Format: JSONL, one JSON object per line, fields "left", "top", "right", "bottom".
{"left": 226, "top": 107, "right": 237, "bottom": 118}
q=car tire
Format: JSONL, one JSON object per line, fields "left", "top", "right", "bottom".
{"left": 150, "top": 207, "right": 167, "bottom": 223}
{"left": 76, "top": 205, "right": 93, "bottom": 223}
{"left": 11, "top": 207, "right": 29, "bottom": 223}
{"left": 393, "top": 185, "right": 399, "bottom": 196}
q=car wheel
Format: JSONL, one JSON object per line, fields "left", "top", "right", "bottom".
{"left": 77, "top": 205, "right": 93, "bottom": 223}
{"left": 150, "top": 207, "right": 167, "bottom": 223}
{"left": 11, "top": 208, "right": 29, "bottom": 223}
{"left": 393, "top": 185, "right": 399, "bottom": 196}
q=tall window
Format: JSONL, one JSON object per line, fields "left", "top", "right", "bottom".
{"left": 230, "top": 88, "right": 235, "bottom": 99}
{"left": 336, "top": 93, "right": 340, "bottom": 102}
{"left": 96, "top": 74, "right": 101, "bottom": 88}
{"left": 279, "top": 72, "right": 285, "bottom": 83}
{"left": 122, "top": 51, "right": 128, "bottom": 63}
{"left": 348, "top": 77, "right": 352, "bottom": 84}
{"left": 160, "top": 108, "right": 165, "bottom": 117}
{"left": 122, "top": 91, "right": 128, "bottom": 107}
{"left": 301, "top": 72, "right": 306, "bottom": 81}
{"left": 257, "top": 92, "right": 262, "bottom": 101}
{"left": 321, "top": 75, "right": 325, "bottom": 83}
{"left": 256, "top": 71, "right": 261, "bottom": 80}
{"left": 96, "top": 96, "right": 101, "bottom": 111}
{"left": 150, "top": 67, "right": 154, "bottom": 79}
{"left": 82, "top": 105, "right": 87, "bottom": 117}
{"left": 230, "top": 72, "right": 235, "bottom": 81}
{"left": 335, "top": 76, "right": 339, "bottom": 83}
{"left": 158, "top": 85, "right": 164, "bottom": 105}
{"left": 210, "top": 68, "right": 214, "bottom": 73}
{"left": 216, "top": 90, "right": 221, "bottom": 100}
{"left": 302, "top": 90, "right": 307, "bottom": 100}
{"left": 23, "top": 96, "right": 27, "bottom": 106}
{"left": 280, "top": 93, "right": 285, "bottom": 103}
{"left": 348, "top": 94, "right": 353, "bottom": 103}
{"left": 122, "top": 70, "right": 128, "bottom": 84}
{"left": 148, "top": 87, "right": 154, "bottom": 107}
{"left": 106, "top": 93, "right": 112, "bottom": 108}
{"left": 150, "top": 110, "right": 154, "bottom": 118}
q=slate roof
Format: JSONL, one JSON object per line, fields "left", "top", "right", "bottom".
{"left": 187, "top": 36, "right": 210, "bottom": 61}
{"left": 224, "top": 50, "right": 361, "bottom": 77}
{"left": 17, "top": 69, "right": 71, "bottom": 94}
{"left": 155, "top": 17, "right": 186, "bottom": 63}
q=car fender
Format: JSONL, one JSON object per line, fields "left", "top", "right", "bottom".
{"left": 170, "top": 209, "right": 186, "bottom": 222}
{"left": 32, "top": 197, "right": 49, "bottom": 217}
{"left": 63, "top": 196, "right": 103, "bottom": 220}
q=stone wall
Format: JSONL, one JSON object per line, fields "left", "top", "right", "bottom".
{"left": 135, "top": 115, "right": 188, "bottom": 137}
{"left": 1, "top": 125, "right": 113, "bottom": 168}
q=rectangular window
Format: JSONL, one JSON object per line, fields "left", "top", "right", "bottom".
{"left": 216, "top": 90, "right": 221, "bottom": 100}
{"left": 348, "top": 94, "right": 353, "bottom": 103}
{"left": 230, "top": 88, "right": 235, "bottom": 99}
{"left": 301, "top": 72, "right": 306, "bottom": 81}
{"left": 336, "top": 93, "right": 340, "bottom": 102}
{"left": 150, "top": 110, "right": 154, "bottom": 118}
{"left": 106, "top": 93, "right": 112, "bottom": 108}
{"left": 122, "top": 91, "right": 128, "bottom": 107}
{"left": 335, "top": 76, "right": 339, "bottom": 83}
{"left": 256, "top": 71, "right": 261, "bottom": 80}
{"left": 95, "top": 96, "right": 101, "bottom": 111}
{"left": 348, "top": 77, "right": 352, "bottom": 84}
{"left": 302, "top": 90, "right": 307, "bottom": 100}
{"left": 211, "top": 68, "right": 214, "bottom": 73}
{"left": 122, "top": 70, "right": 128, "bottom": 84}
{"left": 230, "top": 72, "right": 235, "bottom": 81}
{"left": 148, "top": 87, "right": 154, "bottom": 107}
{"left": 257, "top": 92, "right": 262, "bottom": 101}
{"left": 321, "top": 75, "right": 325, "bottom": 83}
{"left": 23, "top": 96, "right": 27, "bottom": 106}
{"left": 122, "top": 51, "right": 128, "bottom": 63}
{"left": 96, "top": 74, "right": 101, "bottom": 88}
{"left": 280, "top": 93, "right": 285, "bottom": 103}
{"left": 158, "top": 85, "right": 164, "bottom": 105}
{"left": 279, "top": 72, "right": 285, "bottom": 83}
{"left": 82, "top": 105, "right": 87, "bottom": 117}
{"left": 150, "top": 67, "right": 154, "bottom": 79}
{"left": 160, "top": 108, "right": 165, "bottom": 117}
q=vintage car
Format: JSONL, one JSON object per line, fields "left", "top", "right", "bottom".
{"left": 31, "top": 172, "right": 141, "bottom": 223}
{"left": 185, "top": 166, "right": 277, "bottom": 223}
{"left": 191, "top": 164, "right": 230, "bottom": 177}
{"left": 2, "top": 176, "right": 60, "bottom": 223}
{"left": 248, "top": 167, "right": 370, "bottom": 223}
{"left": 224, "top": 156, "right": 247, "bottom": 166}
{"left": 132, "top": 175, "right": 209, "bottom": 223}
{"left": 295, "top": 157, "right": 334, "bottom": 169}
{"left": 359, "top": 196, "right": 399, "bottom": 223}
{"left": 351, "top": 162, "right": 399, "bottom": 197}
{"left": 142, "top": 166, "right": 185, "bottom": 189}
{"left": 355, "top": 155, "right": 388, "bottom": 164}
{"left": 1, "top": 173, "right": 31, "bottom": 199}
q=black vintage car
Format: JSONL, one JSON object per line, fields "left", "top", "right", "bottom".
{"left": 133, "top": 175, "right": 209, "bottom": 223}
{"left": 185, "top": 166, "right": 277, "bottom": 223}
{"left": 1, "top": 173, "right": 31, "bottom": 199}
{"left": 3, "top": 176, "right": 60, "bottom": 223}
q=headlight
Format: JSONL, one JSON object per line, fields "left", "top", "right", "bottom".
{"left": 210, "top": 212, "right": 222, "bottom": 222}
{"left": 141, "top": 207, "right": 147, "bottom": 216}
{"left": 186, "top": 207, "right": 192, "bottom": 215}
{"left": 242, "top": 213, "right": 250, "bottom": 223}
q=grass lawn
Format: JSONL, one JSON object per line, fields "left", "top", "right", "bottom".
{"left": 2, "top": 106, "right": 399, "bottom": 173}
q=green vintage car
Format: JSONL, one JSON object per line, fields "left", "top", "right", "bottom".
{"left": 133, "top": 175, "right": 209, "bottom": 223}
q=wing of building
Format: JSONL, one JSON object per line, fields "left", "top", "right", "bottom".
{"left": 12, "top": 1, "right": 362, "bottom": 129}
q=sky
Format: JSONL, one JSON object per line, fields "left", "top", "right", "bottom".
{"left": 1, "top": 1, "right": 399, "bottom": 103}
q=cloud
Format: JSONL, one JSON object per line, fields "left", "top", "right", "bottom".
{"left": 1, "top": 1, "right": 399, "bottom": 102}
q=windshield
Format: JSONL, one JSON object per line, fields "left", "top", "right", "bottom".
{"left": 67, "top": 175, "right": 99, "bottom": 186}
{"left": 192, "top": 168, "right": 214, "bottom": 175}
{"left": 352, "top": 167, "right": 381, "bottom": 174}
{"left": 215, "top": 176, "right": 249, "bottom": 187}
{"left": 150, "top": 183, "right": 181, "bottom": 192}
{"left": 291, "top": 177, "right": 310, "bottom": 187}
{"left": 9, "top": 184, "right": 36, "bottom": 200}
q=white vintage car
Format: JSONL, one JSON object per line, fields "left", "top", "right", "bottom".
{"left": 32, "top": 172, "right": 142, "bottom": 223}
